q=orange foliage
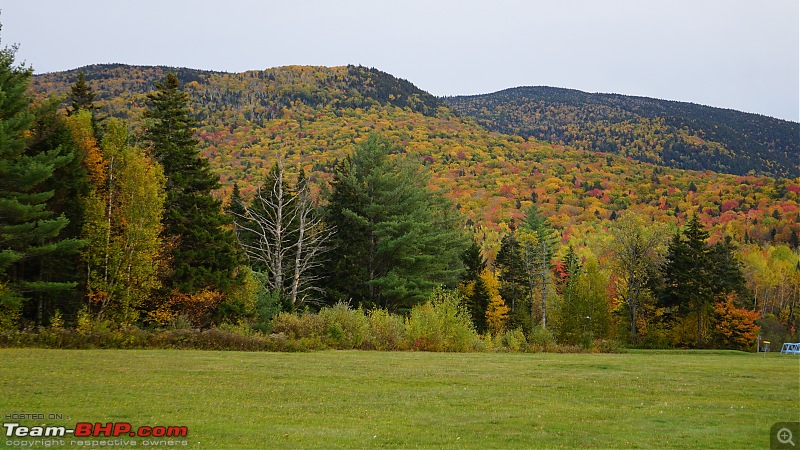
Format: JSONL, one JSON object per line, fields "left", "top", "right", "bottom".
{"left": 148, "top": 290, "right": 225, "bottom": 327}
{"left": 712, "top": 294, "right": 760, "bottom": 351}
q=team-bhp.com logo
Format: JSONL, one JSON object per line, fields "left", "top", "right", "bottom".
{"left": 4, "top": 422, "right": 188, "bottom": 438}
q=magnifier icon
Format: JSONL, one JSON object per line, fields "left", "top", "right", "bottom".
{"left": 778, "top": 428, "right": 796, "bottom": 447}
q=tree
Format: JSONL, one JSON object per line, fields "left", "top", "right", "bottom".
{"left": 0, "top": 36, "right": 83, "bottom": 327}
{"left": 234, "top": 161, "right": 333, "bottom": 311}
{"left": 495, "top": 224, "right": 527, "bottom": 326}
{"left": 554, "top": 254, "right": 611, "bottom": 345}
{"left": 323, "top": 133, "right": 468, "bottom": 310}
{"left": 609, "top": 211, "right": 668, "bottom": 343}
{"left": 519, "top": 204, "right": 557, "bottom": 329}
{"left": 81, "top": 117, "right": 165, "bottom": 323}
{"left": 459, "top": 239, "right": 489, "bottom": 333}
{"left": 143, "top": 73, "right": 241, "bottom": 296}
{"left": 25, "top": 97, "right": 92, "bottom": 323}
{"left": 662, "top": 216, "right": 748, "bottom": 347}
{"left": 482, "top": 269, "right": 509, "bottom": 335}
{"left": 67, "top": 71, "right": 97, "bottom": 116}
{"left": 712, "top": 293, "right": 760, "bottom": 351}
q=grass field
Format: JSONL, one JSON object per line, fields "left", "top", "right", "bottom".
{"left": 0, "top": 349, "right": 798, "bottom": 449}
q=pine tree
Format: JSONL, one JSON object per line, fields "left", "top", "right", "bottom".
{"left": 143, "top": 73, "right": 241, "bottom": 296}
{"left": 26, "top": 98, "right": 92, "bottom": 322}
{"left": 0, "top": 37, "right": 83, "bottom": 327}
{"left": 323, "top": 133, "right": 468, "bottom": 310}
{"left": 662, "top": 215, "right": 713, "bottom": 347}
{"left": 519, "top": 204, "right": 558, "bottom": 329}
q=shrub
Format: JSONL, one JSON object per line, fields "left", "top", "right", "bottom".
{"left": 251, "top": 273, "right": 282, "bottom": 334}
{"left": 319, "top": 303, "right": 370, "bottom": 349}
{"left": 405, "top": 288, "right": 478, "bottom": 352}
{"left": 270, "top": 311, "right": 325, "bottom": 341}
{"left": 367, "top": 308, "right": 406, "bottom": 350}
{"left": 499, "top": 328, "right": 528, "bottom": 352}
{"left": 595, "top": 339, "right": 625, "bottom": 353}
{"left": 527, "top": 326, "right": 556, "bottom": 352}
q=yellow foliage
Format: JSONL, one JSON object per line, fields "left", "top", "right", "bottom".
{"left": 481, "top": 269, "right": 509, "bottom": 335}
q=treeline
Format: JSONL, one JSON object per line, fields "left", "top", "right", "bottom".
{"left": 29, "top": 64, "right": 800, "bottom": 259}
{"left": 3, "top": 41, "right": 798, "bottom": 351}
{"left": 445, "top": 86, "right": 800, "bottom": 178}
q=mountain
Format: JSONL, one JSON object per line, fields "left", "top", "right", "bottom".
{"left": 30, "top": 65, "right": 800, "bottom": 258}
{"left": 444, "top": 86, "right": 799, "bottom": 178}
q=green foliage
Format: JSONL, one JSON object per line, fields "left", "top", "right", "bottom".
{"left": 609, "top": 211, "right": 670, "bottom": 343}
{"left": 82, "top": 117, "right": 165, "bottom": 324}
{"left": 366, "top": 308, "right": 406, "bottom": 350}
{"left": 527, "top": 325, "right": 556, "bottom": 352}
{"left": 0, "top": 35, "right": 83, "bottom": 327}
{"left": 405, "top": 288, "right": 478, "bottom": 352}
{"left": 23, "top": 64, "right": 800, "bottom": 346}
{"left": 318, "top": 302, "right": 370, "bottom": 349}
{"left": 460, "top": 239, "right": 489, "bottom": 332}
{"left": 324, "top": 133, "right": 468, "bottom": 310}
{"left": 67, "top": 70, "right": 96, "bottom": 116}
{"left": 661, "top": 215, "right": 750, "bottom": 347}
{"left": 554, "top": 257, "right": 611, "bottom": 345}
{"left": 143, "top": 73, "right": 242, "bottom": 296}
{"left": 495, "top": 229, "right": 528, "bottom": 328}
{"left": 499, "top": 328, "right": 528, "bottom": 352}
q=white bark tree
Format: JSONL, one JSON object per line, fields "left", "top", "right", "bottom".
{"left": 233, "top": 160, "right": 334, "bottom": 310}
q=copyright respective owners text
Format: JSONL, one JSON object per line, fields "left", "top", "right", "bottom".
{"left": 4, "top": 412, "right": 197, "bottom": 448}
{"left": 772, "top": 422, "right": 800, "bottom": 450}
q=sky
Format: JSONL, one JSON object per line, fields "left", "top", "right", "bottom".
{"left": 2, "top": 0, "right": 798, "bottom": 121}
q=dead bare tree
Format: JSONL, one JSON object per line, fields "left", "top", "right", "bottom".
{"left": 233, "top": 160, "right": 334, "bottom": 310}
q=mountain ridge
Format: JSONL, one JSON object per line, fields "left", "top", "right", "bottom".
{"left": 28, "top": 64, "right": 800, "bottom": 255}
{"left": 445, "top": 86, "right": 799, "bottom": 178}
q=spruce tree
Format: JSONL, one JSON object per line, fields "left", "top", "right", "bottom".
{"left": 495, "top": 225, "right": 528, "bottom": 327}
{"left": 67, "top": 71, "right": 97, "bottom": 116}
{"left": 460, "top": 240, "right": 489, "bottom": 333}
{"left": 660, "top": 215, "right": 742, "bottom": 347}
{"left": 143, "top": 73, "right": 241, "bottom": 295}
{"left": 0, "top": 38, "right": 83, "bottom": 327}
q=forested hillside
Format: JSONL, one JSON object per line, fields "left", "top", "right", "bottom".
{"left": 445, "top": 87, "right": 799, "bottom": 178}
{"left": 21, "top": 64, "right": 799, "bottom": 347}
{"left": 30, "top": 65, "right": 799, "bottom": 253}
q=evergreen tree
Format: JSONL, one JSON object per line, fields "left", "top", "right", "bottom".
{"left": 519, "top": 204, "right": 558, "bottom": 329}
{"left": 460, "top": 239, "right": 489, "bottom": 333}
{"left": 67, "top": 71, "right": 96, "bottom": 116}
{"left": 26, "top": 98, "right": 92, "bottom": 323}
{"left": 495, "top": 225, "right": 528, "bottom": 327}
{"left": 143, "top": 73, "right": 241, "bottom": 295}
{"left": 662, "top": 217, "right": 749, "bottom": 347}
{"left": 709, "top": 236, "right": 748, "bottom": 300}
{"left": 0, "top": 37, "right": 83, "bottom": 327}
{"left": 323, "top": 133, "right": 468, "bottom": 310}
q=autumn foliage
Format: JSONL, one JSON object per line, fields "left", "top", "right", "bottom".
{"left": 712, "top": 294, "right": 761, "bottom": 351}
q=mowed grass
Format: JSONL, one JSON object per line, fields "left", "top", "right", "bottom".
{"left": 0, "top": 349, "right": 797, "bottom": 449}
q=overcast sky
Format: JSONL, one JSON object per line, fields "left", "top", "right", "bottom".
{"left": 2, "top": 0, "right": 798, "bottom": 121}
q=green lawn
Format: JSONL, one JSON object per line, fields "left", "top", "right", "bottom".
{"left": 0, "top": 349, "right": 798, "bottom": 449}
